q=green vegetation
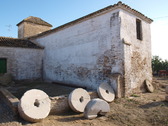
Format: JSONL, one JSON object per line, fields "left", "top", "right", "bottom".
{"left": 130, "top": 94, "right": 140, "bottom": 97}
{"left": 152, "top": 56, "right": 168, "bottom": 75}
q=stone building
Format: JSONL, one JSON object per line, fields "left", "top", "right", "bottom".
{"left": 0, "top": 37, "right": 43, "bottom": 80}
{"left": 0, "top": 17, "right": 51, "bottom": 80}
{"left": 0, "top": 2, "right": 153, "bottom": 97}
{"left": 17, "top": 16, "right": 52, "bottom": 39}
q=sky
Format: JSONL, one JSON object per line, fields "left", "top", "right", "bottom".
{"left": 0, "top": 0, "right": 168, "bottom": 60}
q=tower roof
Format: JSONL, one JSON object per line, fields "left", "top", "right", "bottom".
{"left": 17, "top": 16, "right": 52, "bottom": 27}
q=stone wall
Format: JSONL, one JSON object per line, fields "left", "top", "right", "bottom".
{"left": 120, "top": 10, "right": 152, "bottom": 96}
{"left": 32, "top": 9, "right": 125, "bottom": 94}
{"left": 18, "top": 22, "right": 51, "bottom": 38}
{"left": 31, "top": 8, "right": 152, "bottom": 97}
{"left": 0, "top": 47, "right": 43, "bottom": 80}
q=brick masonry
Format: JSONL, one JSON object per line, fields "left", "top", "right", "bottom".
{"left": 30, "top": 7, "right": 152, "bottom": 97}
{"left": 120, "top": 10, "right": 152, "bottom": 96}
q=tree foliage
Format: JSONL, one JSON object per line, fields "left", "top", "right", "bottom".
{"left": 152, "top": 56, "right": 168, "bottom": 75}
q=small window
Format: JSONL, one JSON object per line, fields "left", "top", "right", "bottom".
{"left": 0, "top": 58, "right": 7, "bottom": 74}
{"left": 136, "top": 19, "right": 142, "bottom": 40}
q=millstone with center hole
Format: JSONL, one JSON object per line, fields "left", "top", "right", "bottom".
{"left": 68, "top": 88, "right": 90, "bottom": 113}
{"left": 18, "top": 89, "right": 51, "bottom": 122}
{"left": 145, "top": 80, "right": 154, "bottom": 93}
{"left": 84, "top": 98, "right": 110, "bottom": 119}
{"left": 97, "top": 83, "right": 115, "bottom": 102}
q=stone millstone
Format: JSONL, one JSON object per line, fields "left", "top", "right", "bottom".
{"left": 97, "top": 83, "right": 115, "bottom": 102}
{"left": 68, "top": 88, "right": 90, "bottom": 113}
{"left": 84, "top": 98, "right": 110, "bottom": 119}
{"left": 165, "top": 86, "right": 168, "bottom": 94}
{"left": 18, "top": 89, "right": 51, "bottom": 122}
{"left": 145, "top": 80, "right": 154, "bottom": 93}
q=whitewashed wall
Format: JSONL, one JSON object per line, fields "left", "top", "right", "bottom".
{"left": 31, "top": 8, "right": 152, "bottom": 96}
{"left": 32, "top": 9, "right": 125, "bottom": 91}
{"left": 0, "top": 47, "right": 43, "bottom": 80}
{"left": 120, "top": 10, "right": 152, "bottom": 95}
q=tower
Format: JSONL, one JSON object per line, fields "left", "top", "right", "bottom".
{"left": 17, "top": 16, "right": 52, "bottom": 38}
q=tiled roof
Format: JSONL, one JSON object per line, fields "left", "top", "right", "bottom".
{"left": 17, "top": 16, "right": 52, "bottom": 27}
{"left": 0, "top": 37, "right": 43, "bottom": 49}
{"left": 29, "top": 1, "right": 153, "bottom": 39}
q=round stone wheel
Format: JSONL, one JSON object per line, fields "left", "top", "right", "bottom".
{"left": 68, "top": 88, "right": 90, "bottom": 113}
{"left": 97, "top": 83, "right": 115, "bottom": 102}
{"left": 18, "top": 89, "right": 51, "bottom": 122}
{"left": 145, "top": 80, "right": 154, "bottom": 93}
{"left": 165, "top": 86, "right": 168, "bottom": 94}
{"left": 84, "top": 98, "right": 110, "bottom": 119}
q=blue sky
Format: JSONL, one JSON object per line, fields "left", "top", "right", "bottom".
{"left": 0, "top": 0, "right": 168, "bottom": 60}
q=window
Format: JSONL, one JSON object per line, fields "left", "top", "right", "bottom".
{"left": 136, "top": 19, "right": 142, "bottom": 40}
{"left": 0, "top": 58, "right": 7, "bottom": 74}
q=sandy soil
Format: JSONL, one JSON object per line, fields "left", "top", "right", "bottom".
{"left": 0, "top": 77, "right": 168, "bottom": 126}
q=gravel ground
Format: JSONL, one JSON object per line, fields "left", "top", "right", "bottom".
{"left": 0, "top": 77, "right": 168, "bottom": 126}
{"left": 5, "top": 80, "right": 76, "bottom": 99}
{"left": 0, "top": 100, "right": 15, "bottom": 123}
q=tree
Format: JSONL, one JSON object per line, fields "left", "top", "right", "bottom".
{"left": 162, "top": 60, "right": 168, "bottom": 70}
{"left": 152, "top": 56, "right": 162, "bottom": 74}
{"left": 152, "top": 56, "right": 168, "bottom": 75}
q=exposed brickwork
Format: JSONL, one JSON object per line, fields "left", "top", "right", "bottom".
{"left": 120, "top": 10, "right": 152, "bottom": 96}
{"left": 30, "top": 2, "right": 152, "bottom": 97}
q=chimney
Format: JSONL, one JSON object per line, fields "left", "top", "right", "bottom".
{"left": 17, "top": 16, "right": 52, "bottom": 38}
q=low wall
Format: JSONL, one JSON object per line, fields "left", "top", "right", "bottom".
{"left": 0, "top": 88, "right": 98, "bottom": 115}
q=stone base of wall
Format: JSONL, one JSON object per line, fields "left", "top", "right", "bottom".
{"left": 0, "top": 73, "right": 13, "bottom": 86}
{"left": 0, "top": 88, "right": 19, "bottom": 115}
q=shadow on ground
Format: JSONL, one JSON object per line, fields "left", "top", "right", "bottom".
{"left": 139, "top": 101, "right": 168, "bottom": 109}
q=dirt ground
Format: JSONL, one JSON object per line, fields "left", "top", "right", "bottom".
{"left": 0, "top": 77, "right": 168, "bottom": 126}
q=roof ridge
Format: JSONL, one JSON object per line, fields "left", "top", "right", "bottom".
{"left": 28, "top": 1, "right": 153, "bottom": 39}
{"left": 17, "top": 16, "right": 52, "bottom": 27}
{"left": 117, "top": 1, "right": 153, "bottom": 22}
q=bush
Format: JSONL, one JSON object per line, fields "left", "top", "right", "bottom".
{"left": 152, "top": 56, "right": 168, "bottom": 75}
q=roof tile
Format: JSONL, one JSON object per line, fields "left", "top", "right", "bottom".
{"left": 0, "top": 37, "right": 43, "bottom": 49}
{"left": 17, "top": 16, "right": 52, "bottom": 27}
{"left": 29, "top": 1, "right": 153, "bottom": 39}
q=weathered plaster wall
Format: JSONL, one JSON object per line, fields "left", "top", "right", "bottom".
{"left": 18, "top": 22, "right": 51, "bottom": 38}
{"left": 18, "top": 23, "right": 24, "bottom": 39}
{"left": 0, "top": 47, "right": 43, "bottom": 80}
{"left": 32, "top": 9, "right": 124, "bottom": 92}
{"left": 120, "top": 10, "right": 152, "bottom": 95}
